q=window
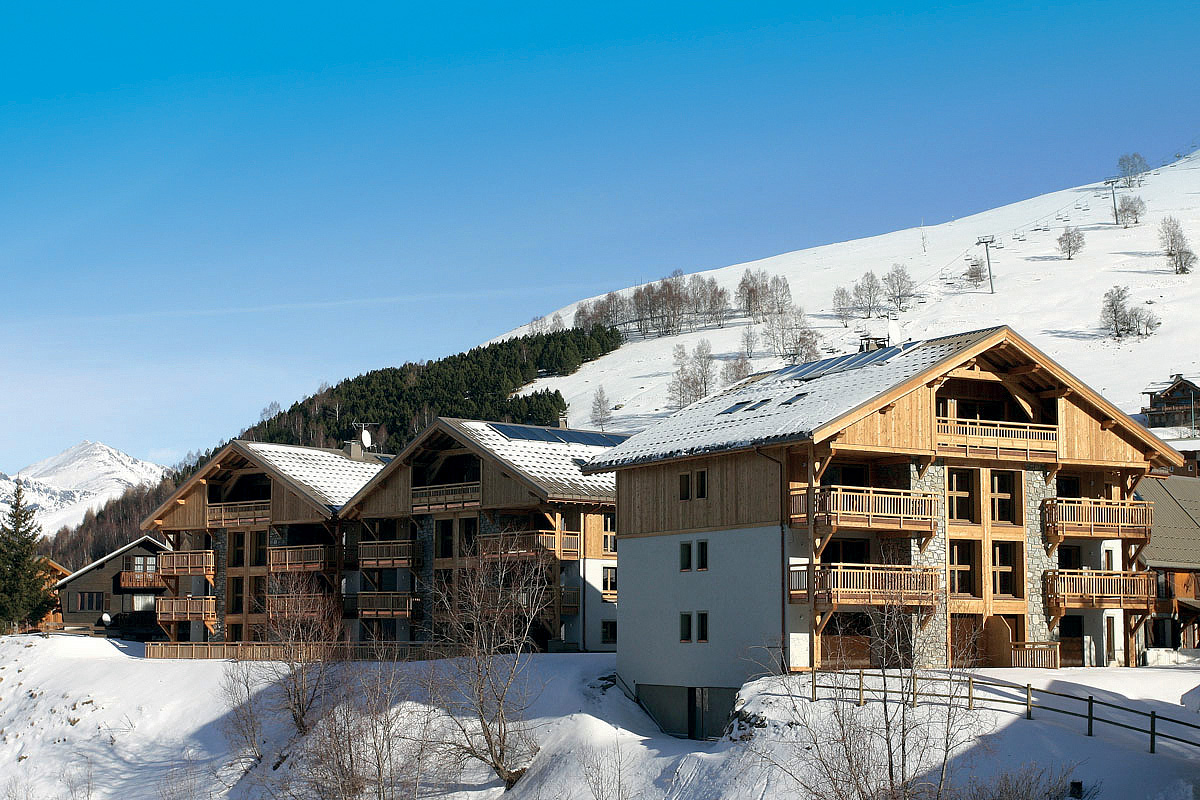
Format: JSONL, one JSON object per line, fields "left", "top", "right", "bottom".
{"left": 679, "top": 542, "right": 692, "bottom": 571}
{"left": 602, "top": 533, "right": 617, "bottom": 554}
{"left": 459, "top": 517, "right": 478, "bottom": 552}
{"left": 229, "top": 624, "right": 243, "bottom": 643}
{"left": 228, "top": 532, "right": 245, "bottom": 567}
{"left": 251, "top": 576, "right": 267, "bottom": 613}
{"left": 679, "top": 613, "right": 692, "bottom": 642}
{"left": 679, "top": 473, "right": 691, "bottom": 501}
{"left": 719, "top": 401, "right": 752, "bottom": 415}
{"left": 75, "top": 591, "right": 104, "bottom": 612}
{"left": 696, "top": 540, "right": 708, "bottom": 570}
{"left": 603, "top": 566, "right": 617, "bottom": 595}
{"left": 694, "top": 470, "right": 707, "bottom": 499}
{"left": 252, "top": 530, "right": 268, "bottom": 567}
{"left": 948, "top": 469, "right": 977, "bottom": 523}
{"left": 131, "top": 555, "right": 156, "bottom": 573}
{"left": 949, "top": 540, "right": 977, "bottom": 596}
{"left": 1057, "top": 545, "right": 1081, "bottom": 570}
{"left": 602, "top": 512, "right": 617, "bottom": 532}
{"left": 990, "top": 471, "right": 1019, "bottom": 524}
{"left": 992, "top": 542, "right": 1020, "bottom": 597}
{"left": 697, "top": 611, "right": 709, "bottom": 643}
{"left": 435, "top": 519, "right": 455, "bottom": 559}
{"left": 132, "top": 594, "right": 155, "bottom": 612}
{"left": 600, "top": 620, "right": 617, "bottom": 644}
{"left": 229, "top": 576, "right": 245, "bottom": 615}
{"left": 681, "top": 471, "right": 706, "bottom": 501}
{"left": 826, "top": 538, "right": 870, "bottom": 564}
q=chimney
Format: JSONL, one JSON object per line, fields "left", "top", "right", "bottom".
{"left": 558, "top": 415, "right": 569, "bottom": 429}
{"left": 344, "top": 440, "right": 364, "bottom": 460}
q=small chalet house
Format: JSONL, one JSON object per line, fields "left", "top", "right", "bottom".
{"left": 54, "top": 536, "right": 170, "bottom": 639}
{"left": 339, "top": 418, "right": 626, "bottom": 651}
{"left": 585, "top": 326, "right": 1181, "bottom": 737}
{"left": 1134, "top": 476, "right": 1200, "bottom": 653}
{"left": 141, "top": 440, "right": 387, "bottom": 643}
{"left": 1141, "top": 374, "right": 1200, "bottom": 429}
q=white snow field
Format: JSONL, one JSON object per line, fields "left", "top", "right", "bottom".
{"left": 2, "top": 635, "right": 1197, "bottom": 798}
{"left": 507, "top": 151, "right": 1200, "bottom": 436}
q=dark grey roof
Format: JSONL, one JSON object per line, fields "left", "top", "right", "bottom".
{"left": 1137, "top": 476, "right": 1200, "bottom": 568}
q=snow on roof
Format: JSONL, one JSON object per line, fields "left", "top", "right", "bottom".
{"left": 55, "top": 535, "right": 170, "bottom": 589}
{"left": 240, "top": 441, "right": 386, "bottom": 512}
{"left": 449, "top": 419, "right": 628, "bottom": 500}
{"left": 1143, "top": 375, "right": 1200, "bottom": 395}
{"left": 587, "top": 327, "right": 1002, "bottom": 471}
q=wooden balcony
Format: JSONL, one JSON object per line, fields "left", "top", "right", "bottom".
{"left": 936, "top": 417, "right": 1058, "bottom": 461}
{"left": 357, "top": 591, "right": 416, "bottom": 618}
{"left": 790, "top": 486, "right": 938, "bottom": 533}
{"left": 207, "top": 500, "right": 271, "bottom": 528}
{"left": 1010, "top": 641, "right": 1060, "bottom": 669}
{"left": 118, "top": 570, "right": 166, "bottom": 589}
{"left": 789, "top": 563, "right": 941, "bottom": 607}
{"left": 268, "top": 545, "right": 336, "bottom": 572}
{"left": 410, "top": 481, "right": 481, "bottom": 512}
{"left": 558, "top": 586, "right": 580, "bottom": 615}
{"left": 1045, "top": 569, "right": 1155, "bottom": 612}
{"left": 478, "top": 530, "right": 581, "bottom": 560}
{"left": 156, "top": 596, "right": 216, "bottom": 625}
{"left": 358, "top": 540, "right": 416, "bottom": 568}
{"left": 1043, "top": 498, "right": 1153, "bottom": 541}
{"left": 158, "top": 550, "right": 216, "bottom": 579}
{"left": 266, "top": 593, "right": 334, "bottom": 617}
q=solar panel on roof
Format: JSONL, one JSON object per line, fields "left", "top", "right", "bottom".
{"left": 487, "top": 423, "right": 627, "bottom": 448}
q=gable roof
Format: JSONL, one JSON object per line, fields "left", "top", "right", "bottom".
{"left": 341, "top": 418, "right": 628, "bottom": 515}
{"left": 586, "top": 325, "right": 1182, "bottom": 472}
{"left": 141, "top": 440, "right": 388, "bottom": 530}
{"left": 1143, "top": 375, "right": 1200, "bottom": 398}
{"left": 1135, "top": 477, "right": 1200, "bottom": 569}
{"left": 55, "top": 535, "right": 170, "bottom": 589}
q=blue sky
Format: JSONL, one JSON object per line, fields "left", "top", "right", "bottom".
{"left": 2, "top": 1, "right": 1197, "bottom": 471}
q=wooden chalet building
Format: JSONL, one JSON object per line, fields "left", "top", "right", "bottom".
{"left": 340, "top": 418, "right": 626, "bottom": 651}
{"left": 1141, "top": 373, "right": 1200, "bottom": 429}
{"left": 585, "top": 326, "right": 1182, "bottom": 737}
{"left": 53, "top": 536, "right": 170, "bottom": 639}
{"left": 141, "top": 440, "right": 387, "bottom": 643}
{"left": 1134, "top": 476, "right": 1200, "bottom": 655}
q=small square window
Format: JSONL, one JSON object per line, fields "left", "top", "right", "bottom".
{"left": 697, "top": 540, "right": 708, "bottom": 570}
{"left": 679, "top": 612, "right": 692, "bottom": 642}
{"left": 601, "top": 620, "right": 617, "bottom": 644}
{"left": 694, "top": 470, "right": 707, "bottom": 499}
{"left": 697, "top": 611, "right": 709, "bottom": 643}
{"left": 680, "top": 542, "right": 692, "bottom": 571}
{"left": 679, "top": 473, "right": 691, "bottom": 500}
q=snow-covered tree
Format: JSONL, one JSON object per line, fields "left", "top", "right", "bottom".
{"left": 1159, "top": 216, "right": 1185, "bottom": 255}
{"left": 590, "top": 387, "right": 612, "bottom": 431}
{"left": 1057, "top": 226, "right": 1085, "bottom": 260}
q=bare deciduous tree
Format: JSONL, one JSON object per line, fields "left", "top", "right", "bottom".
{"left": 1159, "top": 215, "right": 1185, "bottom": 255}
{"left": 220, "top": 659, "right": 266, "bottom": 769}
{"left": 740, "top": 325, "right": 758, "bottom": 359}
{"left": 590, "top": 387, "right": 613, "bottom": 431}
{"left": 852, "top": 271, "right": 883, "bottom": 318}
{"left": 965, "top": 258, "right": 986, "bottom": 287}
{"left": 668, "top": 340, "right": 716, "bottom": 409}
{"left": 1099, "top": 285, "right": 1158, "bottom": 337}
{"left": 883, "top": 264, "right": 915, "bottom": 311}
{"left": 832, "top": 286, "right": 853, "bottom": 327}
{"left": 1117, "top": 195, "right": 1146, "bottom": 226}
{"left": 1118, "top": 152, "right": 1149, "bottom": 188}
{"left": 1057, "top": 226, "right": 1084, "bottom": 260}
{"left": 736, "top": 268, "right": 771, "bottom": 321}
{"left": 779, "top": 307, "right": 822, "bottom": 365}
{"left": 721, "top": 353, "right": 752, "bottom": 386}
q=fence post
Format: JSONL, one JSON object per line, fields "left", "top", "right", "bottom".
{"left": 1087, "top": 696, "right": 1093, "bottom": 736}
{"left": 1150, "top": 711, "right": 1156, "bottom": 754}
{"left": 811, "top": 668, "right": 817, "bottom": 702}
{"left": 912, "top": 673, "right": 918, "bottom": 708}
{"left": 1026, "top": 684, "right": 1033, "bottom": 720}
{"left": 968, "top": 675, "right": 974, "bottom": 710}
{"left": 858, "top": 669, "right": 865, "bottom": 706}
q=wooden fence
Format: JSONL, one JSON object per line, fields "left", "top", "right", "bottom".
{"left": 808, "top": 669, "right": 1200, "bottom": 755}
{"left": 145, "top": 641, "right": 459, "bottom": 661}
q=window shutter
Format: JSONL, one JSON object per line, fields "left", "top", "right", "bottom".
{"left": 104, "top": 592, "right": 112, "bottom": 611}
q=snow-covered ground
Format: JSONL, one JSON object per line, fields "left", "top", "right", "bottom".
{"left": 503, "top": 151, "right": 1200, "bottom": 436}
{"left": 0, "top": 441, "right": 166, "bottom": 534}
{"left": 2, "top": 635, "right": 1197, "bottom": 799}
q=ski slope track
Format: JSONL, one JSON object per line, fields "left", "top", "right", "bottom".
{"left": 505, "top": 151, "right": 1200, "bottom": 440}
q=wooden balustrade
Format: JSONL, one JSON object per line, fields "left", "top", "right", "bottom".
{"left": 1045, "top": 569, "right": 1155, "bottom": 610}
{"left": 145, "top": 641, "right": 461, "bottom": 661}
{"left": 788, "top": 563, "right": 941, "bottom": 605}
{"left": 358, "top": 540, "right": 415, "bottom": 567}
{"left": 559, "top": 586, "right": 580, "bottom": 613}
{"left": 1010, "top": 641, "right": 1060, "bottom": 669}
{"left": 790, "top": 485, "right": 939, "bottom": 531}
{"left": 158, "top": 550, "right": 216, "bottom": 577}
{"left": 357, "top": 592, "right": 416, "bottom": 618}
{"left": 1043, "top": 498, "right": 1153, "bottom": 539}
{"left": 410, "top": 482, "right": 481, "bottom": 510}
{"left": 936, "top": 416, "right": 1058, "bottom": 460}
{"left": 478, "top": 530, "right": 581, "bottom": 559}
{"left": 206, "top": 500, "right": 271, "bottom": 528}
{"left": 266, "top": 594, "right": 334, "bottom": 617}
{"left": 268, "top": 545, "right": 335, "bottom": 572}
{"left": 156, "top": 596, "right": 216, "bottom": 623}
{"left": 119, "top": 570, "right": 166, "bottom": 589}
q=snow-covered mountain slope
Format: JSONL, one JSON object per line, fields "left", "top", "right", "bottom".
{"left": 0, "top": 441, "right": 166, "bottom": 534}
{"left": 508, "top": 151, "right": 1200, "bottom": 435}
{"left": 1, "top": 635, "right": 1196, "bottom": 799}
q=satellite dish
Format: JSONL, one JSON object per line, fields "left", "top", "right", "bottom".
{"left": 361, "top": 429, "right": 373, "bottom": 449}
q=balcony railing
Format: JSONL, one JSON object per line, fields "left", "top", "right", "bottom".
{"left": 410, "top": 482, "right": 481, "bottom": 510}
{"left": 158, "top": 550, "right": 216, "bottom": 577}
{"left": 156, "top": 596, "right": 216, "bottom": 624}
{"left": 1010, "top": 641, "right": 1060, "bottom": 669}
{"left": 266, "top": 594, "right": 334, "bottom": 617}
{"left": 145, "top": 641, "right": 461, "bottom": 661}
{"left": 1045, "top": 569, "right": 1155, "bottom": 610}
{"left": 118, "top": 570, "right": 166, "bottom": 589}
{"left": 357, "top": 591, "right": 416, "bottom": 618}
{"left": 1043, "top": 498, "right": 1153, "bottom": 539}
{"left": 558, "top": 586, "right": 580, "bottom": 614}
{"left": 206, "top": 500, "right": 271, "bottom": 528}
{"left": 790, "top": 486, "right": 939, "bottom": 532}
{"left": 788, "top": 563, "right": 941, "bottom": 606}
{"left": 358, "top": 540, "right": 416, "bottom": 568}
{"left": 268, "top": 545, "right": 336, "bottom": 572}
{"left": 478, "top": 530, "right": 581, "bottom": 559}
{"left": 936, "top": 417, "right": 1058, "bottom": 460}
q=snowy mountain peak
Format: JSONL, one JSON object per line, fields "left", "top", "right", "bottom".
{"left": 2, "top": 442, "right": 167, "bottom": 535}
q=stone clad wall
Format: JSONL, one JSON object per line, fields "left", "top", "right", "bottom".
{"left": 909, "top": 460, "right": 948, "bottom": 666}
{"left": 212, "top": 529, "right": 228, "bottom": 642}
{"left": 1023, "top": 467, "right": 1057, "bottom": 643}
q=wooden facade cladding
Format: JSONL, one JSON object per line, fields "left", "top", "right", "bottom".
{"left": 156, "top": 486, "right": 206, "bottom": 530}
{"left": 1057, "top": 395, "right": 1149, "bottom": 464}
{"left": 270, "top": 481, "right": 326, "bottom": 525}
{"left": 481, "top": 460, "right": 540, "bottom": 508}
{"left": 355, "top": 464, "right": 411, "bottom": 518}
{"left": 616, "top": 449, "right": 782, "bottom": 537}
{"left": 834, "top": 386, "right": 933, "bottom": 451}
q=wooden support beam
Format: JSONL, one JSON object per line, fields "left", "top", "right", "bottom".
{"left": 1044, "top": 463, "right": 1061, "bottom": 485}
{"left": 1100, "top": 419, "right": 1116, "bottom": 430}
{"left": 916, "top": 455, "right": 934, "bottom": 481}
{"left": 1038, "top": 388, "right": 1073, "bottom": 399}
{"left": 1009, "top": 364, "right": 1042, "bottom": 376}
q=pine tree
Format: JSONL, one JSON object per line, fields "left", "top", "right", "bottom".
{"left": 0, "top": 481, "right": 55, "bottom": 628}
{"left": 590, "top": 387, "right": 613, "bottom": 431}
